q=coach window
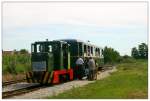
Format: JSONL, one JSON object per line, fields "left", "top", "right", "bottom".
{"left": 93, "top": 47, "right": 95, "bottom": 56}
{"left": 91, "top": 47, "right": 93, "bottom": 55}
{"left": 95, "top": 48, "right": 97, "bottom": 56}
{"left": 98, "top": 48, "right": 100, "bottom": 56}
{"left": 88, "top": 46, "right": 90, "bottom": 56}
{"left": 79, "top": 43, "right": 82, "bottom": 56}
{"left": 99, "top": 49, "right": 101, "bottom": 57}
{"left": 84, "top": 45, "right": 87, "bottom": 56}
{"left": 101, "top": 49, "right": 103, "bottom": 57}
{"left": 100, "top": 49, "right": 102, "bottom": 57}
{"left": 96, "top": 48, "right": 98, "bottom": 56}
{"left": 84, "top": 45, "right": 86, "bottom": 52}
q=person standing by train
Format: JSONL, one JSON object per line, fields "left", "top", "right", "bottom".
{"left": 84, "top": 58, "right": 89, "bottom": 79}
{"left": 75, "top": 57, "right": 84, "bottom": 79}
{"left": 87, "top": 57, "right": 96, "bottom": 80}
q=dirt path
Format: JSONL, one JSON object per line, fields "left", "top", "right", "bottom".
{"left": 9, "top": 66, "right": 117, "bottom": 99}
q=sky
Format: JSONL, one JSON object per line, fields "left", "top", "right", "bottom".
{"left": 2, "top": 2, "right": 148, "bottom": 56}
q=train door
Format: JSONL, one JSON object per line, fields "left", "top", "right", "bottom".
{"left": 53, "top": 42, "right": 61, "bottom": 70}
{"left": 47, "top": 44, "right": 54, "bottom": 72}
{"left": 79, "top": 43, "right": 83, "bottom": 57}
{"left": 62, "top": 44, "right": 70, "bottom": 70}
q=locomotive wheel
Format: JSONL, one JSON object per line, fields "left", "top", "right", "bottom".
{"left": 59, "top": 74, "right": 68, "bottom": 83}
{"left": 59, "top": 75, "right": 64, "bottom": 83}
{"left": 66, "top": 74, "right": 70, "bottom": 81}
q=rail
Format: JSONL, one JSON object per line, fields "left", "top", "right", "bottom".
{"left": 2, "top": 78, "right": 27, "bottom": 87}
{"left": 98, "top": 65, "right": 114, "bottom": 72}
{"left": 2, "top": 84, "right": 42, "bottom": 98}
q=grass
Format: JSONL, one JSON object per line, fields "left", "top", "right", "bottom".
{"left": 2, "top": 54, "right": 31, "bottom": 81}
{"left": 2, "top": 54, "right": 31, "bottom": 74}
{"left": 48, "top": 59, "right": 148, "bottom": 99}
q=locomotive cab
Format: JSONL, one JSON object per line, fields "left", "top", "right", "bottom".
{"left": 31, "top": 43, "right": 53, "bottom": 72}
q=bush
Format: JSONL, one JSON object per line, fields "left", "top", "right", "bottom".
{"left": 120, "top": 55, "right": 136, "bottom": 63}
{"left": 2, "top": 53, "right": 31, "bottom": 75}
{"left": 103, "top": 47, "right": 121, "bottom": 64}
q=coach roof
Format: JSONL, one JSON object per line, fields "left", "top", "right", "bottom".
{"left": 56, "top": 39, "right": 84, "bottom": 43}
{"left": 57, "top": 39, "right": 102, "bottom": 49}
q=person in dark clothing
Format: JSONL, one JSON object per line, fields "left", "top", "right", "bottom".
{"left": 75, "top": 57, "right": 84, "bottom": 79}
{"left": 84, "top": 58, "right": 89, "bottom": 79}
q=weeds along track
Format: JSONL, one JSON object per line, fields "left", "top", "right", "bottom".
{"left": 2, "top": 83, "right": 43, "bottom": 98}
{"left": 2, "top": 79, "right": 27, "bottom": 87}
{"left": 98, "top": 65, "right": 115, "bottom": 72}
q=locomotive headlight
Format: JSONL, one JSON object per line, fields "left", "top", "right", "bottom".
{"left": 32, "top": 61, "right": 46, "bottom": 71}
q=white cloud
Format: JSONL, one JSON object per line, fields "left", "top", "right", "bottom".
{"left": 3, "top": 2, "right": 147, "bottom": 29}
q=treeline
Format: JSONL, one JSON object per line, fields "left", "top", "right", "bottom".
{"left": 2, "top": 49, "right": 31, "bottom": 75}
{"left": 131, "top": 43, "right": 148, "bottom": 59}
{"left": 103, "top": 43, "right": 148, "bottom": 64}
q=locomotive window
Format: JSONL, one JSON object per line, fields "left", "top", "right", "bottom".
{"left": 48, "top": 45, "right": 52, "bottom": 52}
{"left": 36, "top": 44, "right": 46, "bottom": 52}
{"left": 31, "top": 44, "right": 34, "bottom": 52}
{"left": 39, "top": 45, "right": 43, "bottom": 52}
{"left": 37, "top": 44, "right": 40, "bottom": 52}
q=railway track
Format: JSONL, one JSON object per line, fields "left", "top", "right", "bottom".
{"left": 2, "top": 79, "right": 27, "bottom": 87}
{"left": 2, "top": 83, "right": 42, "bottom": 98}
{"left": 98, "top": 65, "right": 114, "bottom": 72}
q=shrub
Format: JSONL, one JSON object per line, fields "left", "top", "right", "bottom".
{"left": 2, "top": 53, "right": 31, "bottom": 75}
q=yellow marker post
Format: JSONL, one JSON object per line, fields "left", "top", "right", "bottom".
{"left": 43, "top": 72, "right": 49, "bottom": 84}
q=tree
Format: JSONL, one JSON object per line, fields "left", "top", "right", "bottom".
{"left": 103, "top": 46, "right": 120, "bottom": 64}
{"left": 131, "top": 47, "right": 139, "bottom": 59}
{"left": 123, "top": 55, "right": 131, "bottom": 59}
{"left": 138, "top": 43, "right": 148, "bottom": 59}
{"left": 131, "top": 43, "right": 148, "bottom": 59}
{"left": 20, "top": 49, "right": 28, "bottom": 54}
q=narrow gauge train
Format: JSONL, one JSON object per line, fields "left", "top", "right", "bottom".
{"left": 26, "top": 39, "right": 104, "bottom": 84}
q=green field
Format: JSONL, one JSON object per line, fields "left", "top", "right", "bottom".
{"left": 48, "top": 60, "right": 148, "bottom": 99}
